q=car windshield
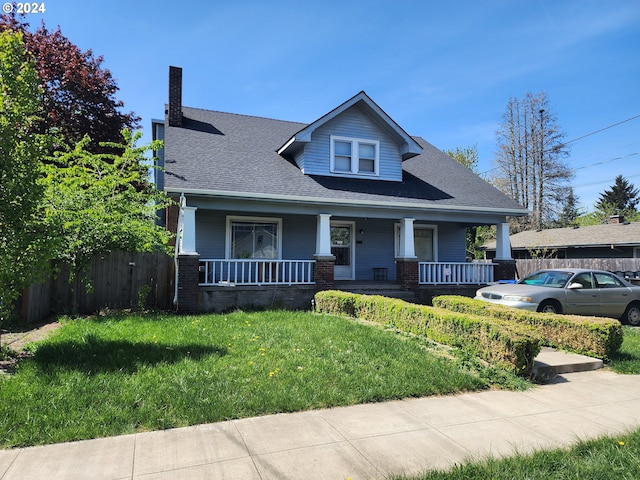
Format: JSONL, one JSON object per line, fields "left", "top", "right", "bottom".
{"left": 518, "top": 271, "right": 573, "bottom": 288}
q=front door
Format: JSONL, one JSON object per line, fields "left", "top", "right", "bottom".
{"left": 331, "top": 222, "right": 354, "bottom": 280}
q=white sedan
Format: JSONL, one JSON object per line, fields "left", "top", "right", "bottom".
{"left": 475, "top": 268, "right": 640, "bottom": 325}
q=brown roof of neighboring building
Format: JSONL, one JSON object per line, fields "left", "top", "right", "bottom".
{"left": 483, "top": 221, "right": 640, "bottom": 251}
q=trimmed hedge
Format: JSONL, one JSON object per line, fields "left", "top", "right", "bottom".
{"left": 432, "top": 295, "right": 623, "bottom": 360}
{"left": 314, "top": 290, "right": 542, "bottom": 376}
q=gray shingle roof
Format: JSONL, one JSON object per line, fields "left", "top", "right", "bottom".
{"left": 164, "top": 105, "right": 526, "bottom": 214}
{"left": 483, "top": 222, "right": 640, "bottom": 250}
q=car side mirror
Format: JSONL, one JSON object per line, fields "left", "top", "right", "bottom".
{"left": 568, "top": 282, "right": 583, "bottom": 289}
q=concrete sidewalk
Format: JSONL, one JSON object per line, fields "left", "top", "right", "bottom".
{"left": 1, "top": 369, "right": 639, "bottom": 480}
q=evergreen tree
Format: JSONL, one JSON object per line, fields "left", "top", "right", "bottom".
{"left": 554, "top": 187, "right": 582, "bottom": 227}
{"left": 594, "top": 175, "right": 639, "bottom": 216}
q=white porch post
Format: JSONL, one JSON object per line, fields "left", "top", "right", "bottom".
{"left": 315, "top": 213, "right": 332, "bottom": 256}
{"left": 495, "top": 222, "right": 512, "bottom": 261}
{"left": 398, "top": 217, "right": 417, "bottom": 259}
{"left": 179, "top": 206, "right": 198, "bottom": 254}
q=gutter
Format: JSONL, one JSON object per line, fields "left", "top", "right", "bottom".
{"left": 164, "top": 187, "right": 529, "bottom": 217}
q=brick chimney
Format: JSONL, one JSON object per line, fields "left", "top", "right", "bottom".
{"left": 609, "top": 215, "right": 625, "bottom": 224}
{"left": 168, "top": 66, "right": 183, "bottom": 127}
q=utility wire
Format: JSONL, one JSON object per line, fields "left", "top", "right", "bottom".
{"left": 563, "top": 113, "right": 640, "bottom": 145}
{"left": 481, "top": 113, "right": 640, "bottom": 176}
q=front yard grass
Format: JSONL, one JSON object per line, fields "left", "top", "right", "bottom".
{"left": 0, "top": 310, "right": 522, "bottom": 448}
{"left": 392, "top": 427, "right": 640, "bottom": 480}
{"left": 608, "top": 326, "right": 640, "bottom": 374}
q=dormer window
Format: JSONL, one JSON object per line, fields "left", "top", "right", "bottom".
{"left": 330, "top": 136, "right": 379, "bottom": 176}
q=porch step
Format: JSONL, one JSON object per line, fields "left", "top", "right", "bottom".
{"left": 532, "top": 347, "right": 603, "bottom": 381}
{"left": 334, "top": 282, "right": 416, "bottom": 302}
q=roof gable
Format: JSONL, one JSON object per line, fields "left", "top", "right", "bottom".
{"left": 277, "top": 91, "right": 422, "bottom": 160}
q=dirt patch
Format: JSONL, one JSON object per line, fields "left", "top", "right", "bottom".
{"left": 0, "top": 320, "right": 62, "bottom": 375}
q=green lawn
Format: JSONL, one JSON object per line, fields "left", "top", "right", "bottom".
{"left": 609, "top": 326, "right": 640, "bottom": 374}
{"left": 0, "top": 310, "right": 518, "bottom": 448}
{"left": 392, "top": 427, "right": 640, "bottom": 480}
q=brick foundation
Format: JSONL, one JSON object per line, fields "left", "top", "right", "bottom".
{"left": 314, "top": 255, "right": 335, "bottom": 291}
{"left": 396, "top": 258, "right": 419, "bottom": 290}
{"left": 177, "top": 254, "right": 200, "bottom": 314}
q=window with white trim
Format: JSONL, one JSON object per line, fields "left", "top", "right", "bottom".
{"left": 330, "top": 136, "right": 379, "bottom": 176}
{"left": 394, "top": 224, "right": 437, "bottom": 261}
{"left": 227, "top": 216, "right": 282, "bottom": 259}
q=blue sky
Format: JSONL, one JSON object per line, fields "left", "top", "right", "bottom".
{"left": 24, "top": 0, "right": 640, "bottom": 212}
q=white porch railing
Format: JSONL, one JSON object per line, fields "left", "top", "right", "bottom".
{"left": 199, "top": 259, "right": 315, "bottom": 286}
{"left": 419, "top": 262, "right": 495, "bottom": 285}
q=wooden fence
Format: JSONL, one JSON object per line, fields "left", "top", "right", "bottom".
{"left": 516, "top": 258, "right": 640, "bottom": 279}
{"left": 21, "top": 251, "right": 174, "bottom": 322}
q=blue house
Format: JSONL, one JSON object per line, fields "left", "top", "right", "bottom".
{"left": 154, "top": 67, "right": 526, "bottom": 312}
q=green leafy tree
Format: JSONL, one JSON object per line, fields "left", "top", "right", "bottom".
{"left": 0, "top": 31, "right": 52, "bottom": 327}
{"left": 444, "top": 144, "right": 491, "bottom": 259}
{"left": 41, "top": 130, "right": 173, "bottom": 311}
{"left": 444, "top": 144, "right": 479, "bottom": 173}
{"left": 1, "top": 13, "right": 139, "bottom": 153}
{"left": 594, "top": 175, "right": 639, "bottom": 217}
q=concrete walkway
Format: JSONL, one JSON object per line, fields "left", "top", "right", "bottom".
{"left": 1, "top": 369, "right": 639, "bottom": 480}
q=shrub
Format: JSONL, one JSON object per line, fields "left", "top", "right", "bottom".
{"left": 314, "top": 291, "right": 541, "bottom": 376}
{"left": 432, "top": 295, "right": 623, "bottom": 360}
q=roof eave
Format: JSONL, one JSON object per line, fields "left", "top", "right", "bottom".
{"left": 165, "top": 187, "right": 529, "bottom": 217}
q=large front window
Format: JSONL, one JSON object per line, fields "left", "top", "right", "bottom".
{"left": 227, "top": 216, "right": 281, "bottom": 259}
{"left": 331, "top": 136, "right": 379, "bottom": 176}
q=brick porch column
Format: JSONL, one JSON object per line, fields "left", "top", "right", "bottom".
{"left": 494, "top": 259, "right": 517, "bottom": 282}
{"left": 314, "top": 255, "right": 335, "bottom": 291}
{"left": 176, "top": 253, "right": 200, "bottom": 314}
{"left": 396, "top": 258, "right": 419, "bottom": 290}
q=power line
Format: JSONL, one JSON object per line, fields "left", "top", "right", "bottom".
{"left": 563, "top": 113, "right": 640, "bottom": 145}
{"left": 571, "top": 152, "right": 639, "bottom": 171}
{"left": 481, "top": 113, "right": 640, "bottom": 176}
{"left": 573, "top": 171, "right": 640, "bottom": 189}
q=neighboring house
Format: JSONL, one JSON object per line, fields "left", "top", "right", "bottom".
{"left": 482, "top": 216, "right": 640, "bottom": 260}
{"left": 154, "top": 67, "right": 527, "bottom": 312}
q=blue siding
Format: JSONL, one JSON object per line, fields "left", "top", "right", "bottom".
{"left": 195, "top": 210, "right": 226, "bottom": 258}
{"left": 353, "top": 218, "right": 397, "bottom": 280}
{"left": 302, "top": 105, "right": 403, "bottom": 181}
{"left": 282, "top": 215, "right": 316, "bottom": 258}
{"left": 437, "top": 224, "right": 467, "bottom": 262}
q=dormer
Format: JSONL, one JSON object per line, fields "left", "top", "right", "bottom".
{"left": 277, "top": 91, "right": 422, "bottom": 182}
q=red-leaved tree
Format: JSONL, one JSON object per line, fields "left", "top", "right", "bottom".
{"left": 0, "top": 12, "right": 139, "bottom": 152}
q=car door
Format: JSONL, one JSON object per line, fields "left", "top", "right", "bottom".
{"left": 594, "top": 272, "right": 632, "bottom": 317}
{"left": 564, "top": 272, "right": 601, "bottom": 315}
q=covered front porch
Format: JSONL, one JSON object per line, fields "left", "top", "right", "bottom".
{"left": 174, "top": 201, "right": 515, "bottom": 313}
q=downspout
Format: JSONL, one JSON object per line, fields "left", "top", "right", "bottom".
{"left": 173, "top": 193, "right": 186, "bottom": 306}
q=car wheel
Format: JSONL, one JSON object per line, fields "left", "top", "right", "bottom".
{"left": 538, "top": 300, "right": 562, "bottom": 314}
{"left": 622, "top": 303, "right": 640, "bottom": 326}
